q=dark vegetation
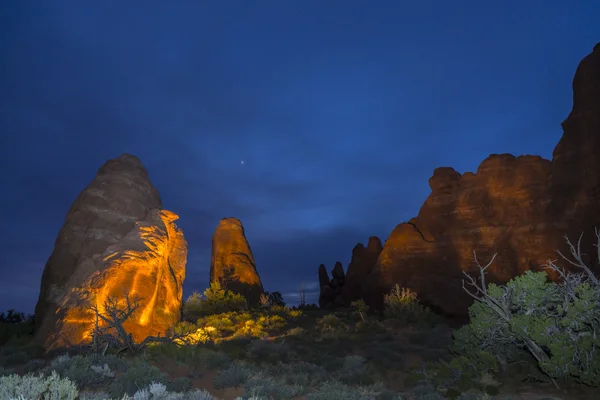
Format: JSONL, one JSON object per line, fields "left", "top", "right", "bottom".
{"left": 1, "top": 232, "right": 599, "bottom": 399}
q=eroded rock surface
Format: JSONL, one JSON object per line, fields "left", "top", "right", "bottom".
{"left": 34, "top": 154, "right": 187, "bottom": 349}
{"left": 360, "top": 44, "right": 600, "bottom": 316}
{"left": 210, "top": 218, "right": 264, "bottom": 306}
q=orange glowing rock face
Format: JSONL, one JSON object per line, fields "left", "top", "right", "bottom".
{"left": 44, "top": 210, "right": 187, "bottom": 349}
{"left": 210, "top": 218, "right": 264, "bottom": 306}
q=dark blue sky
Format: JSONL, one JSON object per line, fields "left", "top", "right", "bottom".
{"left": 1, "top": 1, "right": 599, "bottom": 313}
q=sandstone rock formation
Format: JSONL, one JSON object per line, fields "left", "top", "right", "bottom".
{"left": 339, "top": 237, "right": 383, "bottom": 305}
{"left": 318, "top": 237, "right": 383, "bottom": 308}
{"left": 318, "top": 261, "right": 344, "bottom": 308}
{"left": 34, "top": 154, "right": 187, "bottom": 349}
{"left": 360, "top": 43, "right": 600, "bottom": 317}
{"left": 210, "top": 218, "right": 264, "bottom": 306}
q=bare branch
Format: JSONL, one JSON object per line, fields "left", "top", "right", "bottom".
{"left": 472, "top": 251, "right": 497, "bottom": 295}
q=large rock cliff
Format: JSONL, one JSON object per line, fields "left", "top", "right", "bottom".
{"left": 34, "top": 154, "right": 187, "bottom": 349}
{"left": 359, "top": 43, "right": 600, "bottom": 316}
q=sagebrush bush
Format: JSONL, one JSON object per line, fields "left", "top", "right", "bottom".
{"left": 246, "top": 339, "right": 291, "bottom": 363}
{"left": 350, "top": 300, "right": 369, "bottom": 322}
{"left": 383, "top": 284, "right": 431, "bottom": 323}
{"left": 317, "top": 314, "right": 348, "bottom": 338}
{"left": 306, "top": 381, "right": 386, "bottom": 400}
{"left": 0, "top": 370, "right": 79, "bottom": 400}
{"left": 38, "top": 353, "right": 126, "bottom": 388}
{"left": 243, "top": 372, "right": 304, "bottom": 399}
{"left": 0, "top": 336, "right": 45, "bottom": 367}
{"left": 182, "top": 282, "right": 247, "bottom": 320}
{"left": 107, "top": 357, "right": 169, "bottom": 398}
{"left": 264, "top": 362, "right": 329, "bottom": 388}
{"left": 335, "top": 355, "right": 374, "bottom": 385}
{"left": 213, "top": 360, "right": 255, "bottom": 389}
{"left": 404, "top": 351, "right": 499, "bottom": 396}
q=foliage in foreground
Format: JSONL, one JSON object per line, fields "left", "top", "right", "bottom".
{"left": 182, "top": 282, "right": 248, "bottom": 321}
{"left": 383, "top": 284, "right": 438, "bottom": 324}
{"left": 453, "top": 231, "right": 600, "bottom": 388}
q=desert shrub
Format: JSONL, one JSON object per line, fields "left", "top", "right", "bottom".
{"left": 0, "top": 311, "right": 35, "bottom": 347}
{"left": 307, "top": 381, "right": 386, "bottom": 400}
{"left": 147, "top": 343, "right": 232, "bottom": 373}
{"left": 398, "top": 384, "right": 445, "bottom": 400}
{"left": 264, "top": 362, "right": 329, "bottom": 387}
{"left": 286, "top": 326, "right": 305, "bottom": 337}
{"left": 317, "top": 314, "right": 348, "bottom": 337}
{"left": 118, "top": 382, "right": 219, "bottom": 400}
{"left": 350, "top": 299, "right": 369, "bottom": 322}
{"left": 213, "top": 360, "right": 255, "bottom": 389}
{"left": 0, "top": 335, "right": 45, "bottom": 366}
{"left": 246, "top": 339, "right": 291, "bottom": 363}
{"left": 383, "top": 284, "right": 432, "bottom": 324}
{"left": 182, "top": 282, "right": 247, "bottom": 320}
{"left": 0, "top": 309, "right": 31, "bottom": 324}
{"left": 409, "top": 324, "right": 453, "bottom": 348}
{"left": 354, "top": 318, "right": 385, "bottom": 334}
{"left": 23, "top": 358, "right": 47, "bottom": 373}
{"left": 107, "top": 357, "right": 169, "bottom": 398}
{"left": 168, "top": 376, "right": 193, "bottom": 393}
{"left": 259, "top": 291, "right": 286, "bottom": 309}
{"left": 267, "top": 305, "right": 302, "bottom": 319}
{"left": 404, "top": 352, "right": 499, "bottom": 397}
{"left": 189, "top": 310, "right": 291, "bottom": 341}
{"left": 243, "top": 372, "right": 304, "bottom": 399}
{"left": 334, "top": 355, "right": 374, "bottom": 385}
{"left": 297, "top": 303, "right": 319, "bottom": 311}
{"left": 200, "top": 349, "right": 233, "bottom": 370}
{"left": 0, "top": 371, "right": 78, "bottom": 400}
{"left": 39, "top": 353, "right": 127, "bottom": 388}
{"left": 196, "top": 312, "right": 241, "bottom": 337}
{"left": 454, "top": 233, "right": 600, "bottom": 387}
{"left": 174, "top": 326, "right": 218, "bottom": 345}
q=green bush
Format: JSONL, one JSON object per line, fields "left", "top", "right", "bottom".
{"left": 213, "top": 360, "right": 255, "bottom": 389}
{"left": 0, "top": 371, "right": 79, "bottom": 400}
{"left": 404, "top": 352, "right": 499, "bottom": 397}
{"left": 39, "top": 353, "right": 127, "bottom": 388}
{"left": 246, "top": 339, "right": 291, "bottom": 364}
{"left": 307, "top": 381, "right": 386, "bottom": 400}
{"left": 454, "top": 234, "right": 600, "bottom": 387}
{"left": 317, "top": 314, "right": 348, "bottom": 338}
{"left": 182, "top": 282, "right": 247, "bottom": 320}
{"left": 107, "top": 357, "right": 169, "bottom": 398}
{"left": 383, "top": 284, "right": 432, "bottom": 324}
{"left": 259, "top": 292, "right": 286, "bottom": 309}
{"left": 243, "top": 372, "right": 304, "bottom": 399}
{"left": 0, "top": 336, "right": 45, "bottom": 367}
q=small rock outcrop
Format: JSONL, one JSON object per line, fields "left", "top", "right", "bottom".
{"left": 318, "top": 262, "right": 344, "bottom": 308}
{"left": 338, "top": 237, "right": 383, "bottom": 305}
{"left": 210, "top": 218, "right": 264, "bottom": 306}
{"left": 34, "top": 154, "right": 187, "bottom": 349}
{"left": 318, "top": 237, "right": 383, "bottom": 308}
{"left": 361, "top": 43, "right": 600, "bottom": 317}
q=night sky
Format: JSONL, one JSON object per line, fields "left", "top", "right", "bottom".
{"left": 1, "top": 1, "right": 599, "bottom": 313}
